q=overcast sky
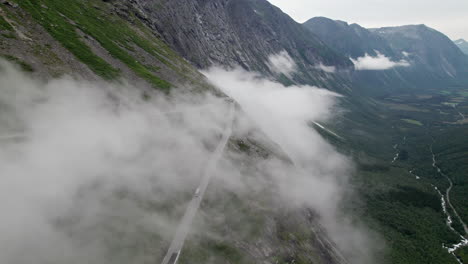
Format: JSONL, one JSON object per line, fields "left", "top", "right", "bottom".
{"left": 268, "top": 0, "right": 468, "bottom": 40}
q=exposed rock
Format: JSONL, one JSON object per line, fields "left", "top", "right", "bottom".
{"left": 111, "top": 0, "right": 354, "bottom": 88}
{"left": 1, "top": 0, "right": 18, "bottom": 8}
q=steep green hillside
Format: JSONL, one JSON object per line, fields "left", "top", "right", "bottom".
{"left": 0, "top": 0, "right": 207, "bottom": 91}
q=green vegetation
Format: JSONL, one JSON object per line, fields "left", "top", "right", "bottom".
{"left": 14, "top": 0, "right": 171, "bottom": 90}
{"left": 0, "top": 14, "right": 13, "bottom": 31}
{"left": 354, "top": 162, "right": 459, "bottom": 264}
{"left": 32, "top": 44, "right": 63, "bottom": 67}
{"left": 1, "top": 32, "right": 15, "bottom": 39}
{"left": 0, "top": 54, "right": 34, "bottom": 72}
{"left": 14, "top": 0, "right": 119, "bottom": 80}
{"left": 334, "top": 85, "right": 468, "bottom": 264}
{"left": 455, "top": 247, "right": 468, "bottom": 263}
{"left": 0, "top": 13, "right": 16, "bottom": 38}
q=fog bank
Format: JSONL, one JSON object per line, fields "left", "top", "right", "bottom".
{"left": 0, "top": 60, "right": 378, "bottom": 264}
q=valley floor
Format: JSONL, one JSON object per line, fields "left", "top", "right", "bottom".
{"left": 345, "top": 85, "right": 468, "bottom": 264}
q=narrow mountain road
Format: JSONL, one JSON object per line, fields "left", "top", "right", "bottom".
{"left": 160, "top": 103, "right": 235, "bottom": 264}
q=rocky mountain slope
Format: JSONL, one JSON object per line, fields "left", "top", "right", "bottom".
{"left": 110, "top": 0, "right": 354, "bottom": 89}
{"left": 0, "top": 1, "right": 353, "bottom": 264}
{"left": 1, "top": 1, "right": 467, "bottom": 264}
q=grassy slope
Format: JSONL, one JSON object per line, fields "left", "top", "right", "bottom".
{"left": 0, "top": 14, "right": 13, "bottom": 31}
{"left": 10, "top": 0, "right": 193, "bottom": 90}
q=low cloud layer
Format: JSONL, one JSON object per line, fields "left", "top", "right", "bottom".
{"left": 0, "top": 61, "right": 232, "bottom": 264}
{"left": 351, "top": 52, "right": 410, "bottom": 70}
{"left": 315, "top": 63, "right": 337, "bottom": 73}
{"left": 204, "top": 66, "right": 378, "bottom": 264}
{"left": 267, "top": 50, "right": 297, "bottom": 77}
{"left": 0, "top": 59, "right": 377, "bottom": 264}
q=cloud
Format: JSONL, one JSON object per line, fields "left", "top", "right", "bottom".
{"left": 204, "top": 67, "right": 379, "bottom": 264}
{"left": 267, "top": 50, "right": 297, "bottom": 77}
{"left": 0, "top": 60, "right": 378, "bottom": 264}
{"left": 315, "top": 63, "right": 337, "bottom": 73}
{"left": 0, "top": 60, "right": 233, "bottom": 264}
{"left": 351, "top": 52, "right": 410, "bottom": 70}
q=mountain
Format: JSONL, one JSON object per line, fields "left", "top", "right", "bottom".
{"left": 455, "top": 39, "right": 468, "bottom": 55}
{"left": 1, "top": 1, "right": 468, "bottom": 264}
{"left": 109, "top": 0, "right": 354, "bottom": 88}
{"left": 303, "top": 17, "right": 396, "bottom": 59}
{"left": 371, "top": 25, "right": 468, "bottom": 78}
{"left": 304, "top": 18, "right": 468, "bottom": 95}
{"left": 0, "top": 1, "right": 352, "bottom": 264}
{"left": 0, "top": 0, "right": 209, "bottom": 92}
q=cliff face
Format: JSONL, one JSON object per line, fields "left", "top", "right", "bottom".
{"left": 303, "top": 17, "right": 396, "bottom": 59}
{"left": 110, "top": 0, "right": 354, "bottom": 88}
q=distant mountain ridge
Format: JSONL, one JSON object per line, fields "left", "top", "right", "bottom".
{"left": 455, "top": 39, "right": 468, "bottom": 55}
{"left": 304, "top": 17, "right": 468, "bottom": 95}
{"left": 370, "top": 25, "right": 468, "bottom": 76}
{"left": 302, "top": 17, "right": 397, "bottom": 59}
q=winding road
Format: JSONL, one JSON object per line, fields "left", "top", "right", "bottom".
{"left": 160, "top": 103, "right": 235, "bottom": 264}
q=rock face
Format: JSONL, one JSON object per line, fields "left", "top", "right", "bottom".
{"left": 303, "top": 17, "right": 396, "bottom": 59}
{"left": 455, "top": 39, "right": 468, "bottom": 55}
{"left": 112, "top": 0, "right": 354, "bottom": 87}
{"left": 304, "top": 17, "right": 468, "bottom": 94}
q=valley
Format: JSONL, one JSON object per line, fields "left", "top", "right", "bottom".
{"left": 0, "top": 1, "right": 467, "bottom": 264}
{"left": 346, "top": 85, "right": 468, "bottom": 263}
